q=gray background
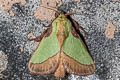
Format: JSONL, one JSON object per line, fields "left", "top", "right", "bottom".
{"left": 0, "top": 0, "right": 120, "bottom": 80}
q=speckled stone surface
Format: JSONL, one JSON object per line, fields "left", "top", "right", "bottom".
{"left": 0, "top": 0, "right": 120, "bottom": 80}
{"left": 0, "top": 51, "right": 8, "bottom": 78}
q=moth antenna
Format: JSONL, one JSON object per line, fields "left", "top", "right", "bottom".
{"left": 40, "top": 5, "right": 60, "bottom": 15}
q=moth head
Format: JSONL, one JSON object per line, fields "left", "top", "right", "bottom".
{"left": 58, "top": 13, "right": 66, "bottom": 18}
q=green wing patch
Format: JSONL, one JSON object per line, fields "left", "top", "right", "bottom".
{"left": 29, "top": 32, "right": 60, "bottom": 64}
{"left": 62, "top": 30, "right": 94, "bottom": 65}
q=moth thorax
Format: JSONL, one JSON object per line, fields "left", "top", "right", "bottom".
{"left": 56, "top": 24, "right": 66, "bottom": 51}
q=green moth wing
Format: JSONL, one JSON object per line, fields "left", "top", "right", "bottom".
{"left": 28, "top": 26, "right": 60, "bottom": 74}
{"left": 62, "top": 27, "right": 95, "bottom": 75}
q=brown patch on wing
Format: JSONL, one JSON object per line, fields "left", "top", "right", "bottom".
{"left": 62, "top": 53, "right": 95, "bottom": 76}
{"left": 28, "top": 53, "right": 59, "bottom": 74}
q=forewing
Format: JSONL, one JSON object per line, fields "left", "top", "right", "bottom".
{"left": 28, "top": 27, "right": 60, "bottom": 74}
{"left": 62, "top": 27, "right": 95, "bottom": 75}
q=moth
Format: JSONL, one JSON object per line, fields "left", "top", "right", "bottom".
{"left": 28, "top": 10, "right": 95, "bottom": 78}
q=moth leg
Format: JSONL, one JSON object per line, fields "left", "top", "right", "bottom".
{"left": 77, "top": 26, "right": 88, "bottom": 34}
{"left": 29, "top": 29, "right": 48, "bottom": 42}
{"left": 29, "top": 24, "right": 52, "bottom": 42}
{"left": 72, "top": 19, "right": 88, "bottom": 34}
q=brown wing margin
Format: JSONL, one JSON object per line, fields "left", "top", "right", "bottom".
{"left": 28, "top": 53, "right": 59, "bottom": 74}
{"left": 62, "top": 53, "right": 95, "bottom": 76}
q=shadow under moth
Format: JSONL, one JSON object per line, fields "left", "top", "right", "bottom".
{"left": 28, "top": 11, "right": 95, "bottom": 78}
